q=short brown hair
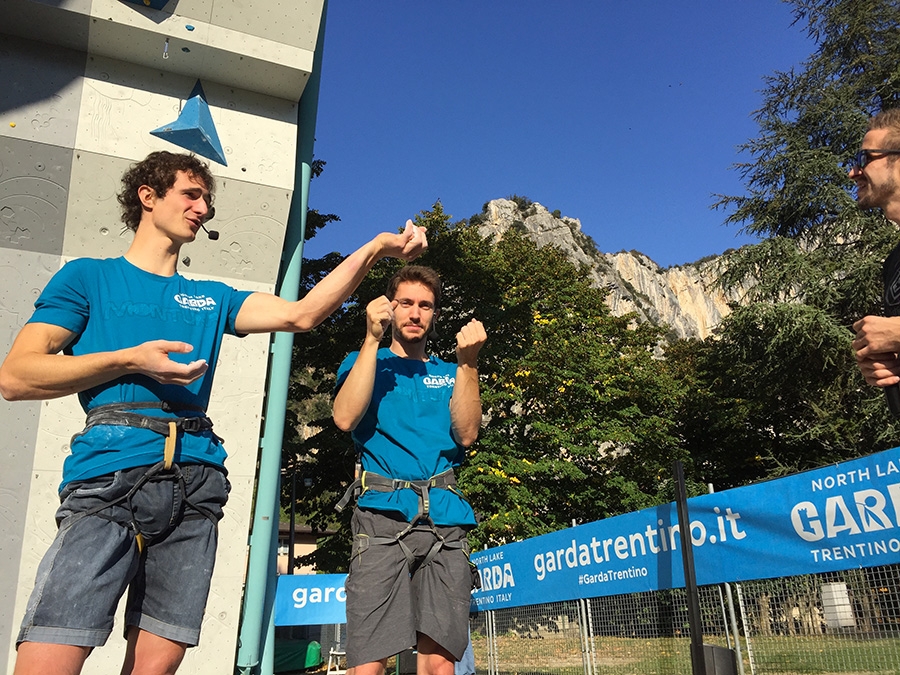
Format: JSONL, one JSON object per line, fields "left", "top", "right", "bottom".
{"left": 117, "top": 151, "right": 215, "bottom": 231}
{"left": 386, "top": 265, "right": 442, "bottom": 310}
{"left": 868, "top": 108, "right": 900, "bottom": 149}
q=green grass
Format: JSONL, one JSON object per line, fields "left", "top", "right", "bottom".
{"left": 471, "top": 632, "right": 900, "bottom": 675}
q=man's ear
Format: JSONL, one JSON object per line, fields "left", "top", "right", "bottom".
{"left": 137, "top": 184, "right": 156, "bottom": 210}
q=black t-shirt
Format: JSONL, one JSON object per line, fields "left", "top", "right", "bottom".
{"left": 883, "top": 241, "right": 900, "bottom": 316}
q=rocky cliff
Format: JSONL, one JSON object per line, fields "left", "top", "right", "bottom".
{"left": 475, "top": 198, "right": 744, "bottom": 340}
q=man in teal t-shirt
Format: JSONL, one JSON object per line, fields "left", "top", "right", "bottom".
{"left": 0, "top": 151, "right": 428, "bottom": 675}
{"left": 333, "top": 265, "right": 487, "bottom": 675}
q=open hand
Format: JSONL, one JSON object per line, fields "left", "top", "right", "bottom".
{"left": 130, "top": 340, "right": 208, "bottom": 385}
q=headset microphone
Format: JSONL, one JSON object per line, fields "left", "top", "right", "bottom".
{"left": 199, "top": 223, "right": 219, "bottom": 240}
{"left": 200, "top": 205, "right": 219, "bottom": 240}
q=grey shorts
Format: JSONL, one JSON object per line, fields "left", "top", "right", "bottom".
{"left": 345, "top": 508, "right": 474, "bottom": 667}
{"left": 17, "top": 463, "right": 229, "bottom": 649}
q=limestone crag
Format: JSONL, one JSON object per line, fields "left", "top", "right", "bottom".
{"left": 476, "top": 198, "right": 743, "bottom": 340}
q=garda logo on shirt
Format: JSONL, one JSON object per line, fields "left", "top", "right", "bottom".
{"left": 174, "top": 293, "right": 218, "bottom": 311}
{"left": 423, "top": 374, "right": 455, "bottom": 389}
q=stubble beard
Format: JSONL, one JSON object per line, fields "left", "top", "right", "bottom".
{"left": 858, "top": 171, "right": 898, "bottom": 212}
{"left": 393, "top": 323, "right": 428, "bottom": 344}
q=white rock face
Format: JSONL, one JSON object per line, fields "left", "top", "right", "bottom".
{"left": 477, "top": 198, "right": 744, "bottom": 339}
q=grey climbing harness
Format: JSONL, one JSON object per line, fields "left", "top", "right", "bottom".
{"left": 337, "top": 468, "right": 470, "bottom": 572}
{"left": 72, "top": 401, "right": 222, "bottom": 552}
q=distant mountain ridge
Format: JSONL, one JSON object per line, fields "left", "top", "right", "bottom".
{"left": 474, "top": 198, "right": 744, "bottom": 340}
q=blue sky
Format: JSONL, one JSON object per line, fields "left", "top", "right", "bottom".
{"left": 302, "top": 2, "right": 815, "bottom": 268}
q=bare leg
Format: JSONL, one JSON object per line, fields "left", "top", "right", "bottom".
{"left": 14, "top": 642, "right": 91, "bottom": 675}
{"left": 351, "top": 658, "right": 388, "bottom": 675}
{"left": 120, "top": 626, "right": 187, "bottom": 675}
{"left": 416, "top": 634, "right": 454, "bottom": 675}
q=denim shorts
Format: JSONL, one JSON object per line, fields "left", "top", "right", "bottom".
{"left": 345, "top": 508, "right": 473, "bottom": 667}
{"left": 17, "top": 463, "right": 229, "bottom": 648}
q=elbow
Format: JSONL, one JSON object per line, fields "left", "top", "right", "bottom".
{"left": 454, "top": 427, "right": 479, "bottom": 448}
{"left": 0, "top": 370, "right": 27, "bottom": 401}
{"left": 286, "top": 305, "right": 325, "bottom": 333}
{"left": 291, "top": 316, "right": 318, "bottom": 333}
{"left": 332, "top": 411, "right": 357, "bottom": 433}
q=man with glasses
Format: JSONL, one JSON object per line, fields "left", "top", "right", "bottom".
{"left": 850, "top": 109, "right": 900, "bottom": 399}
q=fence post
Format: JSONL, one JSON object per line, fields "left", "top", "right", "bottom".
{"left": 735, "top": 584, "right": 757, "bottom": 675}
{"left": 486, "top": 609, "right": 498, "bottom": 675}
{"left": 709, "top": 482, "right": 746, "bottom": 675}
{"left": 724, "top": 583, "right": 746, "bottom": 675}
{"left": 576, "top": 598, "right": 593, "bottom": 675}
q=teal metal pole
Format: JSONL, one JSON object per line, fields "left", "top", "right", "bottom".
{"left": 235, "top": 2, "right": 328, "bottom": 672}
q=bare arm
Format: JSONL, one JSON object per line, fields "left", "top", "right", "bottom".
{"left": 0, "top": 322, "right": 208, "bottom": 401}
{"left": 450, "top": 319, "right": 487, "bottom": 447}
{"left": 332, "top": 297, "right": 396, "bottom": 431}
{"left": 234, "top": 222, "right": 427, "bottom": 335}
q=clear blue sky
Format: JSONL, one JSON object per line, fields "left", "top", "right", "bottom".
{"left": 302, "top": 1, "right": 815, "bottom": 268}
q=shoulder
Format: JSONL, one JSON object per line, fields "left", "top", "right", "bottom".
{"left": 41, "top": 257, "right": 111, "bottom": 294}
{"left": 54, "top": 256, "right": 109, "bottom": 278}
{"left": 337, "top": 350, "right": 362, "bottom": 373}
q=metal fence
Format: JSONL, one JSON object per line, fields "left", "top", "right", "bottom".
{"left": 470, "top": 563, "right": 900, "bottom": 675}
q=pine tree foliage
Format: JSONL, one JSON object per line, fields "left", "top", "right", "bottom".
{"left": 671, "top": 0, "right": 900, "bottom": 489}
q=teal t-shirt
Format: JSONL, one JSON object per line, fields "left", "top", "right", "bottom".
{"left": 336, "top": 347, "right": 476, "bottom": 527}
{"left": 27, "top": 256, "right": 252, "bottom": 489}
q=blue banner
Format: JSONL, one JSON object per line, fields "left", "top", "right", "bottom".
{"left": 471, "top": 446, "right": 900, "bottom": 611}
{"left": 272, "top": 448, "right": 900, "bottom": 623}
{"left": 275, "top": 574, "right": 347, "bottom": 626}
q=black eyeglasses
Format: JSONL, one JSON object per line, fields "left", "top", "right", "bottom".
{"left": 850, "top": 148, "right": 900, "bottom": 171}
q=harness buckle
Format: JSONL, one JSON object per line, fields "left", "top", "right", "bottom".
{"left": 181, "top": 417, "right": 205, "bottom": 433}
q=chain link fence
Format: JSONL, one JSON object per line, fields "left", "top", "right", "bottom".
{"left": 470, "top": 563, "right": 900, "bottom": 675}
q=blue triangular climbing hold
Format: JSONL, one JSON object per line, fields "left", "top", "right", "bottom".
{"left": 151, "top": 80, "right": 227, "bottom": 166}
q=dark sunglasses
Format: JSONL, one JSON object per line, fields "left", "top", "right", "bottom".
{"left": 849, "top": 148, "right": 900, "bottom": 171}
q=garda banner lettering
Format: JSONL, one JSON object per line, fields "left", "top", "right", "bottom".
{"left": 471, "top": 446, "right": 900, "bottom": 612}
{"left": 275, "top": 574, "right": 348, "bottom": 626}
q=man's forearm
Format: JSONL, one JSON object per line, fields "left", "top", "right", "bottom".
{"left": 0, "top": 350, "right": 129, "bottom": 401}
{"left": 291, "top": 239, "right": 387, "bottom": 332}
{"left": 332, "top": 337, "right": 381, "bottom": 431}
{"left": 450, "top": 363, "right": 482, "bottom": 447}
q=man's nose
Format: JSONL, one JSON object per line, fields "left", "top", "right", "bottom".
{"left": 194, "top": 200, "right": 209, "bottom": 218}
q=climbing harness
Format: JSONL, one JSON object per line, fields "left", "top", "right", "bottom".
{"left": 337, "top": 467, "right": 478, "bottom": 586}
{"left": 84, "top": 401, "right": 220, "bottom": 471}
{"left": 69, "top": 401, "right": 222, "bottom": 553}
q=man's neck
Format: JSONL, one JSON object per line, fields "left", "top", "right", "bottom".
{"left": 123, "top": 227, "right": 183, "bottom": 277}
{"left": 389, "top": 338, "right": 428, "bottom": 361}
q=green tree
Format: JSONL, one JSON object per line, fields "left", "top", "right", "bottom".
{"left": 673, "top": 0, "right": 900, "bottom": 487}
{"left": 666, "top": 303, "right": 898, "bottom": 488}
{"left": 714, "top": 0, "right": 900, "bottom": 316}
{"left": 283, "top": 204, "right": 684, "bottom": 568}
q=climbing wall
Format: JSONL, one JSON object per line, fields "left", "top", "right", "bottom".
{"left": 0, "top": 1, "right": 324, "bottom": 672}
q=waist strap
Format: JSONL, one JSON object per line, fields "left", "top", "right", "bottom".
{"left": 335, "top": 468, "right": 458, "bottom": 521}
{"left": 83, "top": 401, "right": 218, "bottom": 470}
{"left": 339, "top": 468, "right": 466, "bottom": 572}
